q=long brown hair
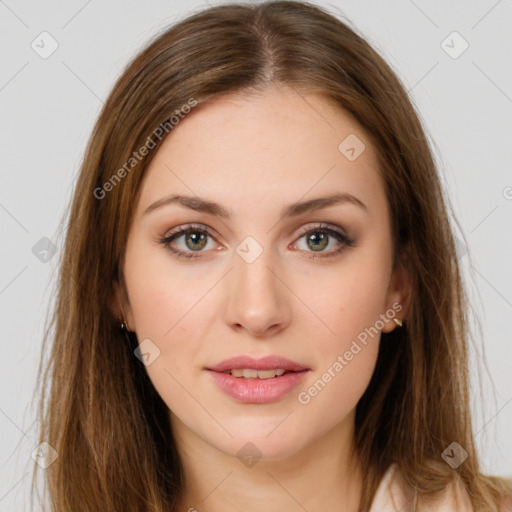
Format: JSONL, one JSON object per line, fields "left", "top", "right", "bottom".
{"left": 33, "top": 1, "right": 512, "bottom": 510}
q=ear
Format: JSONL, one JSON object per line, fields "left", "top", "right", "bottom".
{"left": 381, "top": 245, "right": 413, "bottom": 334}
{"left": 112, "top": 279, "right": 135, "bottom": 331}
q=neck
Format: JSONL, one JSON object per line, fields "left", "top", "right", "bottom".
{"left": 171, "top": 410, "right": 363, "bottom": 512}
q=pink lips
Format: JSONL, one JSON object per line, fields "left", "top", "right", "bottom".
{"left": 206, "top": 355, "right": 310, "bottom": 373}
{"left": 205, "top": 355, "right": 310, "bottom": 404}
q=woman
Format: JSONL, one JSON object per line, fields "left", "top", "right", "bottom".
{"left": 33, "top": 1, "right": 512, "bottom": 510}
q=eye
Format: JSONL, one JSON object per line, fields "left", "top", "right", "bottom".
{"left": 159, "top": 224, "right": 219, "bottom": 260}
{"left": 292, "top": 223, "right": 355, "bottom": 259}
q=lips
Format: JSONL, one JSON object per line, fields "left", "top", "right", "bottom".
{"left": 205, "top": 355, "right": 310, "bottom": 373}
{"left": 205, "top": 355, "right": 310, "bottom": 403}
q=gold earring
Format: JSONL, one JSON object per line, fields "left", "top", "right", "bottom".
{"left": 119, "top": 316, "right": 130, "bottom": 332}
{"left": 393, "top": 318, "right": 403, "bottom": 327}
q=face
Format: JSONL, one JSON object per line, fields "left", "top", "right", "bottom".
{"left": 116, "top": 84, "right": 411, "bottom": 461}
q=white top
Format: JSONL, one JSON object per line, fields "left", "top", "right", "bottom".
{"left": 369, "top": 463, "right": 474, "bottom": 511}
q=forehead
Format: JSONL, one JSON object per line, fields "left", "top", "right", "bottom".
{"left": 135, "top": 84, "right": 385, "bottom": 221}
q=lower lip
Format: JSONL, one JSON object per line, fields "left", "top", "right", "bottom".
{"left": 206, "top": 370, "right": 309, "bottom": 404}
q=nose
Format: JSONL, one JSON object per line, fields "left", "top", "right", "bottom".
{"left": 223, "top": 244, "right": 292, "bottom": 338}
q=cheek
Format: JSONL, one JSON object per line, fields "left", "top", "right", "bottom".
{"left": 124, "top": 238, "right": 205, "bottom": 338}
{"left": 290, "top": 247, "right": 389, "bottom": 410}
{"left": 293, "top": 263, "right": 387, "bottom": 428}
{"left": 123, "top": 242, "right": 214, "bottom": 404}
{"left": 298, "top": 251, "right": 391, "bottom": 354}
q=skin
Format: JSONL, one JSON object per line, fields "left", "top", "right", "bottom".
{"left": 115, "top": 84, "right": 412, "bottom": 511}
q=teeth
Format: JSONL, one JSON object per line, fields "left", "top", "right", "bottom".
{"left": 229, "top": 368, "right": 287, "bottom": 379}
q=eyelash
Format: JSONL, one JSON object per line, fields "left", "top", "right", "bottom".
{"left": 159, "top": 222, "right": 355, "bottom": 261}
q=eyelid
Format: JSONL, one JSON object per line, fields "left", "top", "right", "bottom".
{"left": 164, "top": 222, "right": 216, "bottom": 239}
{"left": 162, "top": 222, "right": 348, "bottom": 244}
{"left": 293, "top": 222, "right": 349, "bottom": 239}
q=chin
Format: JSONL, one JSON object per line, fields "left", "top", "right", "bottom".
{"left": 222, "top": 435, "right": 304, "bottom": 463}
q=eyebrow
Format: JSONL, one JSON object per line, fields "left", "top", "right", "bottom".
{"left": 143, "top": 192, "right": 368, "bottom": 219}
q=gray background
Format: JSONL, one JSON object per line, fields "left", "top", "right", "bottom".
{"left": 1, "top": 0, "right": 511, "bottom": 509}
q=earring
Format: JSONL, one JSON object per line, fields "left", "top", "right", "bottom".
{"left": 119, "top": 316, "right": 130, "bottom": 332}
{"left": 393, "top": 318, "right": 403, "bottom": 327}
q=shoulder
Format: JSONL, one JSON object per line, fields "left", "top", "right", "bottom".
{"left": 370, "top": 463, "right": 474, "bottom": 512}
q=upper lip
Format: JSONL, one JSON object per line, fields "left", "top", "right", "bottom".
{"left": 205, "top": 355, "right": 310, "bottom": 372}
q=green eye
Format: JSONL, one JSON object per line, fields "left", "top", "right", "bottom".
{"left": 160, "top": 224, "right": 214, "bottom": 260}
